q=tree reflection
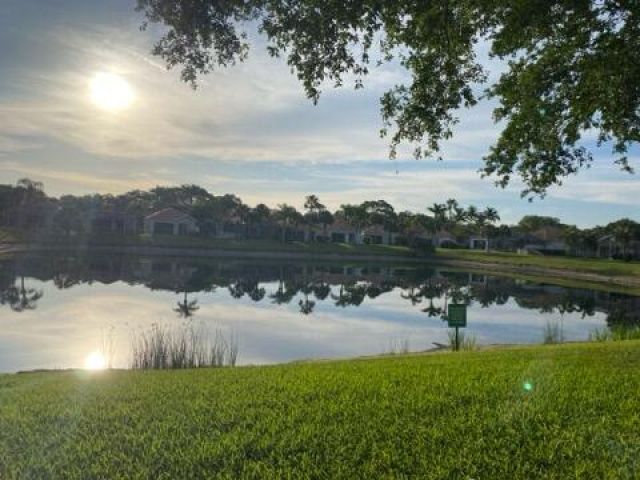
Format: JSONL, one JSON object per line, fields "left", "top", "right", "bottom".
{"left": 332, "top": 283, "right": 367, "bottom": 307}
{"left": 401, "top": 285, "right": 422, "bottom": 306}
{"left": 0, "top": 276, "right": 43, "bottom": 312}
{"left": 298, "top": 282, "right": 316, "bottom": 315}
{"left": 270, "top": 278, "right": 298, "bottom": 305}
{"left": 1, "top": 254, "right": 638, "bottom": 326}
{"left": 174, "top": 291, "right": 199, "bottom": 318}
{"left": 312, "top": 282, "right": 331, "bottom": 301}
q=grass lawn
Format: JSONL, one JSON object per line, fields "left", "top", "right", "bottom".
{"left": 437, "top": 248, "right": 640, "bottom": 278}
{"left": 0, "top": 228, "right": 23, "bottom": 244}
{"left": 1, "top": 342, "right": 639, "bottom": 479}
{"left": 92, "top": 233, "right": 417, "bottom": 257}
{"left": 0, "top": 227, "right": 416, "bottom": 257}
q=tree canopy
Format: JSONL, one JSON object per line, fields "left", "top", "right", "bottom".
{"left": 136, "top": 0, "right": 639, "bottom": 196}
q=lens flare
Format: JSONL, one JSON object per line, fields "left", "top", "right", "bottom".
{"left": 84, "top": 351, "right": 107, "bottom": 370}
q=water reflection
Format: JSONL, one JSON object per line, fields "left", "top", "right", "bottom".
{"left": 0, "top": 253, "right": 639, "bottom": 371}
{"left": 0, "top": 274, "right": 43, "bottom": 312}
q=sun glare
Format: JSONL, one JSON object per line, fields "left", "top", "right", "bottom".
{"left": 84, "top": 351, "right": 107, "bottom": 370}
{"left": 89, "top": 72, "right": 134, "bottom": 111}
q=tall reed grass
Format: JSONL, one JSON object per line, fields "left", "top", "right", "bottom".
{"left": 447, "top": 330, "right": 477, "bottom": 351}
{"left": 100, "top": 326, "right": 116, "bottom": 369}
{"left": 589, "top": 326, "right": 640, "bottom": 342}
{"left": 131, "top": 323, "right": 238, "bottom": 369}
{"left": 385, "top": 338, "right": 410, "bottom": 355}
{"left": 543, "top": 321, "right": 564, "bottom": 344}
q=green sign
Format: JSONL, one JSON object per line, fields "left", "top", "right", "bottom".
{"left": 447, "top": 304, "right": 467, "bottom": 328}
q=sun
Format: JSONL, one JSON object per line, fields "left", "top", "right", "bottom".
{"left": 89, "top": 72, "right": 134, "bottom": 111}
{"left": 84, "top": 350, "right": 107, "bottom": 370}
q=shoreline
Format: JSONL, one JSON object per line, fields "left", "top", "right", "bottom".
{"left": 7, "top": 340, "right": 617, "bottom": 376}
{"left": 2, "top": 242, "right": 640, "bottom": 294}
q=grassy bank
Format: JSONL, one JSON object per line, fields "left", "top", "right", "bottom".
{"left": 0, "top": 228, "right": 23, "bottom": 244}
{"left": 4, "top": 227, "right": 640, "bottom": 290}
{"left": 1, "top": 342, "right": 639, "bottom": 478}
{"left": 0, "top": 227, "right": 415, "bottom": 257}
{"left": 437, "top": 248, "right": 640, "bottom": 278}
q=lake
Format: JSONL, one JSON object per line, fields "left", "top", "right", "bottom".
{"left": 1, "top": 252, "right": 638, "bottom": 372}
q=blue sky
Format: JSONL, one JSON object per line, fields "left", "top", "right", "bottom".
{"left": 1, "top": 0, "right": 638, "bottom": 227}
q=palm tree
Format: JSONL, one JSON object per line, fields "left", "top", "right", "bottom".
{"left": 275, "top": 204, "right": 302, "bottom": 243}
{"left": 234, "top": 203, "right": 251, "bottom": 238}
{"left": 466, "top": 205, "right": 479, "bottom": 225}
{"left": 304, "top": 195, "right": 324, "bottom": 214}
{"left": 427, "top": 203, "right": 447, "bottom": 232}
{"left": 338, "top": 204, "right": 368, "bottom": 240}
{"left": 303, "top": 195, "right": 325, "bottom": 241}
{"left": 452, "top": 206, "right": 467, "bottom": 226}
{"left": 249, "top": 203, "right": 272, "bottom": 239}
{"left": 483, "top": 207, "right": 500, "bottom": 225}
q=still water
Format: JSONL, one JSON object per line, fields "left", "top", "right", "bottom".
{"left": 1, "top": 253, "right": 638, "bottom": 372}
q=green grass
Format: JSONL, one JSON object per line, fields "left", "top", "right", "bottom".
{"left": 1, "top": 342, "right": 639, "bottom": 479}
{"left": 589, "top": 326, "right": 640, "bottom": 342}
{"left": 95, "top": 233, "right": 416, "bottom": 257}
{"left": 0, "top": 228, "right": 23, "bottom": 244}
{"left": 437, "top": 248, "right": 640, "bottom": 278}
{"left": 0, "top": 227, "right": 416, "bottom": 257}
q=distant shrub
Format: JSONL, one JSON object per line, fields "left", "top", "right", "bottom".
{"left": 439, "top": 241, "right": 464, "bottom": 249}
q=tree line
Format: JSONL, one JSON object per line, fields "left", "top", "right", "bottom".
{"left": 0, "top": 179, "right": 503, "bottom": 242}
{"left": 1, "top": 179, "right": 639, "bottom": 257}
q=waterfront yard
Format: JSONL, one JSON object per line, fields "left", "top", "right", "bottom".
{"left": 436, "top": 248, "right": 640, "bottom": 278}
{"left": 1, "top": 341, "right": 638, "bottom": 479}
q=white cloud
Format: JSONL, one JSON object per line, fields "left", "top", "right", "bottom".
{"left": 0, "top": 160, "right": 170, "bottom": 193}
{"left": 0, "top": 25, "right": 399, "bottom": 162}
{"left": 548, "top": 178, "right": 640, "bottom": 206}
{"left": 0, "top": 21, "right": 509, "bottom": 165}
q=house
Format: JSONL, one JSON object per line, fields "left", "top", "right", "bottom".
{"left": 597, "top": 234, "right": 640, "bottom": 260}
{"left": 432, "top": 231, "right": 462, "bottom": 248}
{"left": 395, "top": 225, "right": 432, "bottom": 247}
{"left": 90, "top": 210, "right": 140, "bottom": 235}
{"left": 519, "top": 226, "right": 567, "bottom": 254}
{"left": 362, "top": 224, "right": 395, "bottom": 245}
{"left": 144, "top": 208, "right": 199, "bottom": 236}
{"left": 315, "top": 219, "right": 363, "bottom": 244}
{"left": 469, "top": 236, "right": 489, "bottom": 251}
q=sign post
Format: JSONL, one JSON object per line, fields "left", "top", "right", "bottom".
{"left": 446, "top": 304, "right": 467, "bottom": 351}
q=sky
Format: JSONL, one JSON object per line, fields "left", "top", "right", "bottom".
{"left": 0, "top": 0, "right": 638, "bottom": 228}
